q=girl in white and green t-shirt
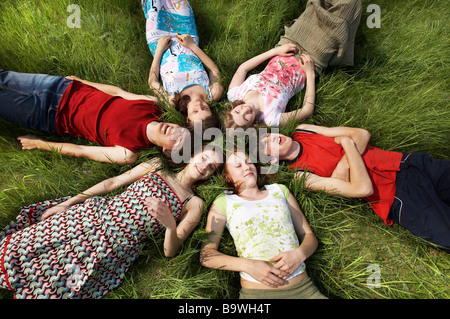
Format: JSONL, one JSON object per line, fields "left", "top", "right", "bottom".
{"left": 200, "top": 150, "right": 326, "bottom": 299}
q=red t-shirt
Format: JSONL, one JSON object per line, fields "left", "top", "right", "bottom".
{"left": 55, "top": 80, "right": 162, "bottom": 153}
{"left": 289, "top": 130, "right": 403, "bottom": 225}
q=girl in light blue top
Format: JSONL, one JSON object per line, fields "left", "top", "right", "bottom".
{"left": 200, "top": 149, "right": 326, "bottom": 299}
{"left": 141, "top": 0, "right": 223, "bottom": 130}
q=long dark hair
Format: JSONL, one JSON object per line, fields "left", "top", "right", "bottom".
{"left": 173, "top": 92, "right": 220, "bottom": 133}
{"left": 167, "top": 143, "right": 224, "bottom": 191}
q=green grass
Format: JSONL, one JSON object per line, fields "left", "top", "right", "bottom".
{"left": 0, "top": 0, "right": 449, "bottom": 299}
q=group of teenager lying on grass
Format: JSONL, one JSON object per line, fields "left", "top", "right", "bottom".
{"left": 0, "top": 0, "right": 448, "bottom": 299}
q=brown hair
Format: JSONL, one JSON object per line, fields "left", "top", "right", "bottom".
{"left": 167, "top": 144, "right": 224, "bottom": 191}
{"left": 223, "top": 147, "right": 269, "bottom": 195}
{"left": 223, "top": 100, "right": 244, "bottom": 129}
{"left": 173, "top": 92, "right": 220, "bottom": 134}
{"left": 223, "top": 100, "right": 259, "bottom": 130}
{"left": 173, "top": 92, "right": 191, "bottom": 115}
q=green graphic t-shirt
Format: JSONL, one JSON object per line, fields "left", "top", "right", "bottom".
{"left": 213, "top": 184, "right": 306, "bottom": 283}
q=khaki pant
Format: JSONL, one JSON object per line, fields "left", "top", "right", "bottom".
{"left": 278, "top": 0, "right": 362, "bottom": 75}
{"left": 239, "top": 276, "right": 328, "bottom": 299}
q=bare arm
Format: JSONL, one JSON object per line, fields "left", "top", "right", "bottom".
{"left": 65, "top": 76, "right": 158, "bottom": 102}
{"left": 228, "top": 43, "right": 298, "bottom": 90}
{"left": 296, "top": 136, "right": 373, "bottom": 198}
{"left": 270, "top": 192, "right": 318, "bottom": 277}
{"left": 279, "top": 54, "right": 316, "bottom": 125}
{"left": 209, "top": 81, "right": 224, "bottom": 102}
{"left": 41, "top": 159, "right": 161, "bottom": 219}
{"left": 147, "top": 37, "right": 173, "bottom": 101}
{"left": 200, "top": 204, "right": 289, "bottom": 288}
{"left": 18, "top": 135, "right": 138, "bottom": 165}
{"left": 146, "top": 195, "right": 204, "bottom": 257}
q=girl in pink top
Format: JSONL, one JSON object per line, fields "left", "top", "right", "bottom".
{"left": 225, "top": 43, "right": 316, "bottom": 129}
{"left": 225, "top": 0, "right": 363, "bottom": 129}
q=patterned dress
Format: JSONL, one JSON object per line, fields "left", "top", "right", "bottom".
{"left": 141, "top": 0, "right": 211, "bottom": 99}
{"left": 0, "top": 172, "right": 185, "bottom": 299}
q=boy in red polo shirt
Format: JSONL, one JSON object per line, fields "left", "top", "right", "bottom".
{"left": 260, "top": 124, "right": 450, "bottom": 251}
{"left": 0, "top": 70, "right": 189, "bottom": 164}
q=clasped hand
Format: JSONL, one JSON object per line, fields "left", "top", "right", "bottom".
{"left": 248, "top": 249, "right": 305, "bottom": 288}
{"left": 156, "top": 34, "right": 196, "bottom": 53}
{"left": 272, "top": 44, "right": 315, "bottom": 76}
{"left": 273, "top": 43, "right": 298, "bottom": 57}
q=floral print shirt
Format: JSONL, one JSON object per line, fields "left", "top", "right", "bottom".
{"left": 148, "top": 40, "right": 212, "bottom": 99}
{"left": 142, "top": 0, "right": 212, "bottom": 99}
{"left": 227, "top": 56, "right": 305, "bottom": 126}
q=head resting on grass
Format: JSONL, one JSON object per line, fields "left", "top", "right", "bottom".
{"left": 223, "top": 100, "right": 259, "bottom": 130}
{"left": 173, "top": 92, "right": 220, "bottom": 133}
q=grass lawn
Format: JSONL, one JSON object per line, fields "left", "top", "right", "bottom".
{"left": 0, "top": 0, "right": 449, "bottom": 299}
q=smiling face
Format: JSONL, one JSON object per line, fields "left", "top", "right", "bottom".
{"left": 259, "top": 131, "right": 293, "bottom": 162}
{"left": 230, "top": 103, "right": 256, "bottom": 128}
{"left": 187, "top": 148, "right": 222, "bottom": 181}
{"left": 151, "top": 122, "right": 190, "bottom": 152}
{"left": 224, "top": 151, "right": 258, "bottom": 191}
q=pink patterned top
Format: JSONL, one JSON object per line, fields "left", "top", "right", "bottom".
{"left": 227, "top": 56, "right": 305, "bottom": 126}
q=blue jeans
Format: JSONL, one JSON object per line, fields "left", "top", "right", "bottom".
{"left": 0, "top": 70, "right": 72, "bottom": 134}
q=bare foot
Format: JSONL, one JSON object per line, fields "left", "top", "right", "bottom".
{"left": 17, "top": 135, "right": 43, "bottom": 150}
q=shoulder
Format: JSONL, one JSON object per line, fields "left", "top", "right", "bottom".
{"left": 227, "top": 76, "right": 255, "bottom": 98}
{"left": 291, "top": 126, "right": 318, "bottom": 143}
{"left": 184, "top": 195, "right": 204, "bottom": 212}
{"left": 267, "top": 183, "right": 290, "bottom": 199}
{"left": 213, "top": 192, "right": 228, "bottom": 204}
{"left": 295, "top": 124, "right": 319, "bottom": 133}
{"left": 212, "top": 192, "right": 228, "bottom": 215}
{"left": 227, "top": 85, "right": 240, "bottom": 100}
{"left": 140, "top": 157, "right": 163, "bottom": 171}
{"left": 264, "top": 111, "right": 282, "bottom": 127}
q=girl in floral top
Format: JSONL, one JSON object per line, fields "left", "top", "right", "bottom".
{"left": 225, "top": 43, "right": 316, "bottom": 128}
{"left": 224, "top": 0, "right": 363, "bottom": 129}
{"left": 142, "top": 0, "right": 223, "bottom": 131}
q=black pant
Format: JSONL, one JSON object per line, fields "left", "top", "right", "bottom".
{"left": 389, "top": 153, "right": 450, "bottom": 252}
